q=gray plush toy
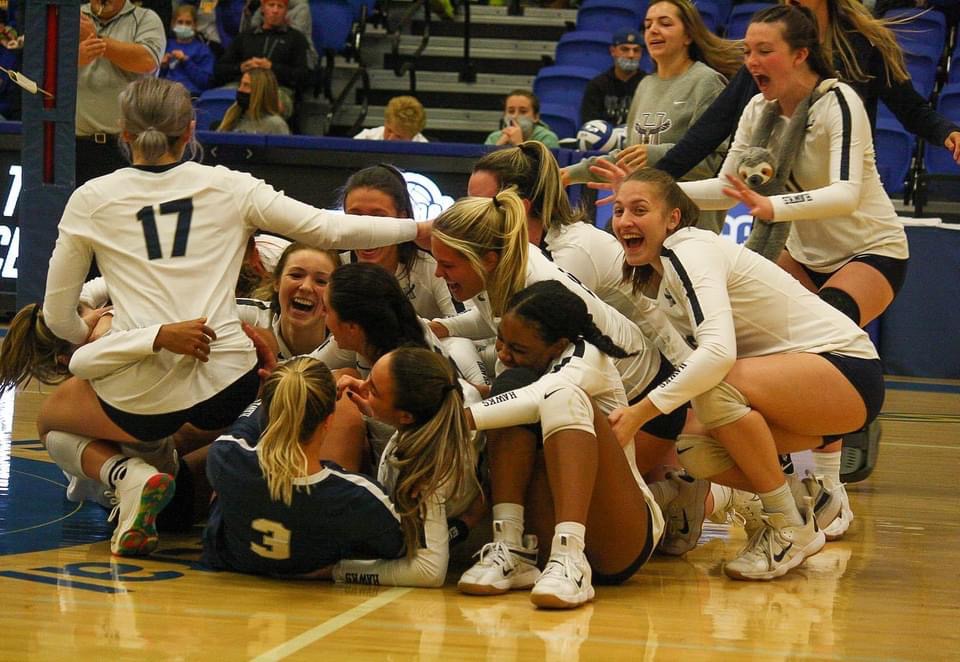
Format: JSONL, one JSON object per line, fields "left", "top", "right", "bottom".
{"left": 738, "top": 84, "right": 828, "bottom": 261}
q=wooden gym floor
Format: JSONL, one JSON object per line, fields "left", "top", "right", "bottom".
{"left": 1, "top": 377, "right": 958, "bottom": 661}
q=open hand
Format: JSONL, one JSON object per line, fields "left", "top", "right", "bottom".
{"left": 242, "top": 321, "right": 278, "bottom": 379}
{"left": 586, "top": 158, "right": 629, "bottom": 206}
{"left": 722, "top": 174, "right": 774, "bottom": 221}
{"left": 616, "top": 143, "right": 648, "bottom": 173}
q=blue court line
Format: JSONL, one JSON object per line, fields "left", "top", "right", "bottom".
{"left": 885, "top": 379, "right": 960, "bottom": 395}
{"left": 0, "top": 570, "right": 125, "bottom": 593}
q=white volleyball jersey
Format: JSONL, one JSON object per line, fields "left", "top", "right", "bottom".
{"left": 646, "top": 228, "right": 879, "bottom": 415}
{"left": 438, "top": 249, "right": 661, "bottom": 398}
{"left": 44, "top": 161, "right": 418, "bottom": 414}
{"left": 235, "top": 298, "right": 300, "bottom": 360}
{"left": 680, "top": 79, "right": 908, "bottom": 272}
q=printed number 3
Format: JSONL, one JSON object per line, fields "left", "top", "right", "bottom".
{"left": 136, "top": 197, "right": 193, "bottom": 260}
{"left": 250, "top": 518, "right": 292, "bottom": 560}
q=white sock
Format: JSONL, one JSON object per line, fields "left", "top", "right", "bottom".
{"left": 708, "top": 483, "right": 733, "bottom": 518}
{"left": 99, "top": 454, "right": 130, "bottom": 489}
{"left": 492, "top": 503, "right": 524, "bottom": 546}
{"left": 759, "top": 483, "right": 803, "bottom": 527}
{"left": 812, "top": 450, "right": 842, "bottom": 487}
{"left": 648, "top": 479, "right": 680, "bottom": 510}
{"left": 554, "top": 521, "right": 586, "bottom": 553}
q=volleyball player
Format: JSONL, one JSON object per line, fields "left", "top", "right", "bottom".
{"left": 236, "top": 243, "right": 341, "bottom": 360}
{"left": 676, "top": 5, "right": 909, "bottom": 540}
{"left": 37, "top": 77, "right": 428, "bottom": 556}
{"left": 202, "top": 357, "right": 404, "bottom": 577}
{"left": 427, "top": 190, "right": 686, "bottom": 470}
{"left": 456, "top": 280, "right": 664, "bottom": 609}
{"left": 327, "top": 347, "right": 481, "bottom": 587}
{"left": 608, "top": 168, "right": 881, "bottom": 580}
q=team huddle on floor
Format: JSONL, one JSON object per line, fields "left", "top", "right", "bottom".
{"left": 2, "top": 1, "right": 956, "bottom": 611}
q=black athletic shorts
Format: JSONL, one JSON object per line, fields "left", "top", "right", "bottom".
{"left": 800, "top": 253, "right": 909, "bottom": 297}
{"left": 99, "top": 366, "right": 260, "bottom": 441}
{"left": 628, "top": 352, "right": 687, "bottom": 441}
{"left": 593, "top": 503, "right": 656, "bottom": 585}
{"left": 819, "top": 352, "right": 885, "bottom": 443}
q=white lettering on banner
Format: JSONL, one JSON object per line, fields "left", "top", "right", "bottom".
{"left": 0, "top": 164, "right": 20, "bottom": 279}
{"left": 4, "top": 165, "right": 21, "bottom": 217}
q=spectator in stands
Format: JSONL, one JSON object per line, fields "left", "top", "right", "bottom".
{"left": 214, "top": 0, "right": 309, "bottom": 120}
{"left": 580, "top": 29, "right": 646, "bottom": 127}
{"left": 0, "top": 8, "right": 22, "bottom": 120}
{"left": 217, "top": 68, "right": 291, "bottom": 135}
{"left": 355, "top": 96, "right": 429, "bottom": 142}
{"left": 159, "top": 4, "right": 214, "bottom": 97}
{"left": 76, "top": 0, "right": 165, "bottom": 184}
{"left": 248, "top": 0, "right": 319, "bottom": 71}
{"left": 485, "top": 89, "right": 560, "bottom": 148}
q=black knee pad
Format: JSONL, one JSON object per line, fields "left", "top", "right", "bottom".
{"left": 819, "top": 287, "right": 861, "bottom": 325}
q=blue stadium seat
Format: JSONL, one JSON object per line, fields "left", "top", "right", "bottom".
{"left": 310, "top": 0, "right": 356, "bottom": 53}
{"left": 875, "top": 116, "right": 915, "bottom": 194}
{"left": 576, "top": 0, "right": 644, "bottom": 34}
{"left": 692, "top": 0, "right": 725, "bottom": 34}
{"left": 884, "top": 8, "right": 947, "bottom": 62}
{"left": 555, "top": 31, "right": 616, "bottom": 72}
{"left": 903, "top": 50, "right": 939, "bottom": 100}
{"left": 724, "top": 2, "right": 773, "bottom": 40}
{"left": 924, "top": 83, "right": 960, "bottom": 174}
{"left": 533, "top": 65, "right": 597, "bottom": 109}
{"left": 195, "top": 87, "right": 238, "bottom": 131}
{"left": 539, "top": 103, "right": 581, "bottom": 140}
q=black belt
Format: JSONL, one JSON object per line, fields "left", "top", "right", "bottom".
{"left": 77, "top": 132, "right": 116, "bottom": 144}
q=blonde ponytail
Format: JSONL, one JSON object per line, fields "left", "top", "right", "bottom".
{"left": 257, "top": 357, "right": 336, "bottom": 506}
{"left": 432, "top": 188, "right": 530, "bottom": 316}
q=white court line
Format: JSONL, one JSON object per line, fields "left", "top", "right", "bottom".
{"left": 249, "top": 587, "right": 412, "bottom": 661}
{"left": 882, "top": 441, "right": 960, "bottom": 451}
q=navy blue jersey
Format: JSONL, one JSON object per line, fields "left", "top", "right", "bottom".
{"left": 202, "top": 402, "right": 405, "bottom": 576}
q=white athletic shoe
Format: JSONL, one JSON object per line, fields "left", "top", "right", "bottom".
{"left": 64, "top": 472, "right": 117, "bottom": 510}
{"left": 709, "top": 488, "right": 764, "bottom": 539}
{"left": 458, "top": 529, "right": 540, "bottom": 596}
{"left": 800, "top": 472, "right": 842, "bottom": 533}
{"left": 723, "top": 498, "right": 825, "bottom": 581}
{"left": 822, "top": 480, "right": 854, "bottom": 541}
{"left": 108, "top": 457, "right": 175, "bottom": 557}
{"left": 530, "top": 534, "right": 595, "bottom": 609}
{"left": 658, "top": 471, "right": 710, "bottom": 556}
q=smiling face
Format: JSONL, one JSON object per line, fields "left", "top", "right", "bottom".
{"left": 363, "top": 353, "right": 412, "bottom": 427}
{"left": 744, "top": 20, "right": 807, "bottom": 101}
{"left": 612, "top": 180, "right": 681, "bottom": 268}
{"left": 644, "top": 2, "right": 692, "bottom": 66}
{"left": 495, "top": 311, "right": 567, "bottom": 375}
{"left": 431, "top": 238, "right": 491, "bottom": 302}
{"left": 277, "top": 249, "right": 336, "bottom": 330}
{"left": 344, "top": 187, "right": 402, "bottom": 270}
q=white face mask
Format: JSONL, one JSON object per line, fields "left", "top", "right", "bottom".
{"left": 173, "top": 25, "right": 195, "bottom": 40}
{"left": 616, "top": 56, "right": 640, "bottom": 72}
{"left": 502, "top": 115, "right": 534, "bottom": 139}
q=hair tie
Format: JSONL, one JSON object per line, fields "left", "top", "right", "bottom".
{"left": 441, "top": 382, "right": 458, "bottom": 395}
{"left": 491, "top": 195, "right": 503, "bottom": 211}
{"left": 30, "top": 303, "right": 41, "bottom": 327}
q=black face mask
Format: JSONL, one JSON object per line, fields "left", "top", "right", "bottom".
{"left": 236, "top": 91, "right": 251, "bottom": 112}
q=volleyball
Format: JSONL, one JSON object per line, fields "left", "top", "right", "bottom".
{"left": 577, "top": 120, "right": 623, "bottom": 152}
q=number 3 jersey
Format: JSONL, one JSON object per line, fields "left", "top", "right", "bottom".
{"left": 42, "top": 161, "right": 417, "bottom": 414}
{"left": 202, "top": 401, "right": 405, "bottom": 576}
